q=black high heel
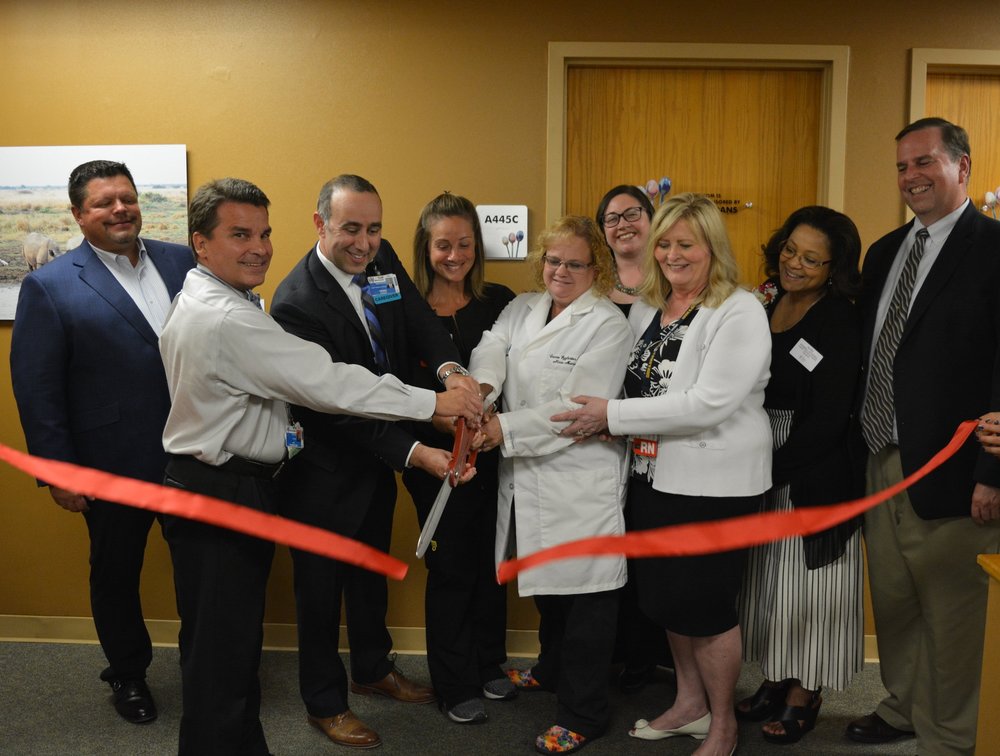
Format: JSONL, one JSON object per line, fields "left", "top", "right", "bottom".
{"left": 761, "top": 688, "right": 822, "bottom": 745}
{"left": 735, "top": 679, "right": 791, "bottom": 721}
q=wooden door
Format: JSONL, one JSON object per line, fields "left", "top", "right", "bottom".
{"left": 926, "top": 72, "right": 1000, "bottom": 215}
{"left": 565, "top": 65, "right": 823, "bottom": 286}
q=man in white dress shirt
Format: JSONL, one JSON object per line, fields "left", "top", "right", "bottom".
{"left": 158, "top": 177, "right": 481, "bottom": 756}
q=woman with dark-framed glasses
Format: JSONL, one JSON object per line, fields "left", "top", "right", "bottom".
{"left": 596, "top": 185, "right": 673, "bottom": 691}
{"left": 468, "top": 215, "right": 632, "bottom": 755}
{"left": 596, "top": 185, "right": 656, "bottom": 315}
{"left": 736, "top": 205, "right": 866, "bottom": 745}
{"left": 552, "top": 194, "right": 772, "bottom": 756}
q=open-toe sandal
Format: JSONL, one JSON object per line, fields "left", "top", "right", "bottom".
{"left": 761, "top": 688, "right": 822, "bottom": 744}
{"left": 735, "top": 679, "right": 791, "bottom": 721}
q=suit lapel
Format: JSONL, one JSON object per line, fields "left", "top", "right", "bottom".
{"left": 902, "top": 203, "right": 976, "bottom": 342}
{"left": 306, "top": 250, "right": 369, "bottom": 342}
{"left": 145, "top": 239, "right": 188, "bottom": 297}
{"left": 76, "top": 242, "right": 159, "bottom": 346}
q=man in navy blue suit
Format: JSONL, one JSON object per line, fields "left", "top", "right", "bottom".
{"left": 10, "top": 160, "right": 194, "bottom": 724}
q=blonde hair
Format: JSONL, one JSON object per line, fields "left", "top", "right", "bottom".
{"left": 639, "top": 193, "right": 739, "bottom": 308}
{"left": 526, "top": 215, "right": 615, "bottom": 296}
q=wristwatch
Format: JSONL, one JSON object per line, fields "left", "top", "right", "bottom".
{"left": 439, "top": 364, "right": 471, "bottom": 384}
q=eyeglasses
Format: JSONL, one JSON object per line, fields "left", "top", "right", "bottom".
{"left": 542, "top": 255, "right": 594, "bottom": 273}
{"left": 603, "top": 206, "right": 644, "bottom": 228}
{"left": 779, "top": 243, "right": 831, "bottom": 272}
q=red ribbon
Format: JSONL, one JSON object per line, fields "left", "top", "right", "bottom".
{"left": 0, "top": 444, "right": 408, "bottom": 580}
{"left": 496, "top": 420, "right": 979, "bottom": 583}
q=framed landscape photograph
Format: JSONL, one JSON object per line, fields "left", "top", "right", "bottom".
{"left": 0, "top": 144, "right": 188, "bottom": 319}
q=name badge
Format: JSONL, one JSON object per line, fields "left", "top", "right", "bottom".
{"left": 790, "top": 338, "right": 823, "bottom": 372}
{"left": 367, "top": 274, "right": 402, "bottom": 304}
{"left": 285, "top": 421, "right": 304, "bottom": 458}
{"left": 632, "top": 437, "right": 658, "bottom": 457}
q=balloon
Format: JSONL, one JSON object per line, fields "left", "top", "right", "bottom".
{"left": 645, "top": 179, "right": 659, "bottom": 197}
{"left": 659, "top": 177, "right": 672, "bottom": 196}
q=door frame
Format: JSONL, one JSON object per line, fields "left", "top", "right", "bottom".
{"left": 906, "top": 48, "right": 1000, "bottom": 224}
{"left": 910, "top": 47, "right": 1000, "bottom": 120}
{"left": 546, "top": 42, "right": 850, "bottom": 227}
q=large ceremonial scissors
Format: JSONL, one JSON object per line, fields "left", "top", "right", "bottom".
{"left": 415, "top": 418, "right": 479, "bottom": 558}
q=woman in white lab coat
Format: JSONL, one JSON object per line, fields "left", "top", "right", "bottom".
{"left": 469, "top": 215, "right": 633, "bottom": 755}
{"left": 553, "top": 194, "right": 772, "bottom": 756}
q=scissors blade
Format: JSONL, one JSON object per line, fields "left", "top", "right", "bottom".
{"left": 414, "top": 414, "right": 482, "bottom": 558}
{"left": 416, "top": 476, "right": 452, "bottom": 558}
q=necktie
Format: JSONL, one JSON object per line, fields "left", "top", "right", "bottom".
{"left": 862, "top": 228, "right": 929, "bottom": 453}
{"left": 352, "top": 273, "right": 389, "bottom": 374}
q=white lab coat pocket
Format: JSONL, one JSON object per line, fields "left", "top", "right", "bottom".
{"left": 537, "top": 469, "right": 623, "bottom": 549}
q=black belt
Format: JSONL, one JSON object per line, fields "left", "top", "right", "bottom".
{"left": 220, "top": 454, "right": 286, "bottom": 480}
{"left": 168, "top": 453, "right": 285, "bottom": 482}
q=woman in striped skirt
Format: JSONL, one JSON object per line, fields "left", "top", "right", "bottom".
{"left": 738, "top": 206, "right": 866, "bottom": 744}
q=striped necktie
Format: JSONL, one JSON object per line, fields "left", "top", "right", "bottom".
{"left": 862, "top": 228, "right": 928, "bottom": 453}
{"left": 352, "top": 273, "right": 389, "bottom": 374}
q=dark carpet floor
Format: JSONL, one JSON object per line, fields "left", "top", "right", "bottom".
{"left": 0, "top": 642, "right": 916, "bottom": 754}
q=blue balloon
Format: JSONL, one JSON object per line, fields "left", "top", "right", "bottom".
{"left": 659, "top": 177, "right": 672, "bottom": 196}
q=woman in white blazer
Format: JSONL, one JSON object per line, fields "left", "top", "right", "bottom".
{"left": 554, "top": 194, "right": 772, "bottom": 756}
{"left": 469, "top": 216, "right": 633, "bottom": 755}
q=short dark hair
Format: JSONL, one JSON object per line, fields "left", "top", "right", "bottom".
{"left": 762, "top": 205, "right": 862, "bottom": 300}
{"left": 316, "top": 174, "right": 380, "bottom": 223}
{"left": 896, "top": 117, "right": 971, "bottom": 173}
{"left": 68, "top": 160, "right": 137, "bottom": 210}
{"left": 412, "top": 192, "right": 487, "bottom": 300}
{"left": 595, "top": 184, "right": 656, "bottom": 234}
{"left": 188, "top": 178, "right": 270, "bottom": 244}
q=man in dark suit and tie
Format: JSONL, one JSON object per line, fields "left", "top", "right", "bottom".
{"left": 846, "top": 118, "right": 1000, "bottom": 755}
{"left": 271, "top": 174, "right": 479, "bottom": 748}
{"left": 10, "top": 160, "right": 194, "bottom": 724}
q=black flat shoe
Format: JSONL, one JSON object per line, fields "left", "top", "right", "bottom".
{"left": 762, "top": 688, "right": 821, "bottom": 745}
{"left": 735, "top": 679, "right": 790, "bottom": 721}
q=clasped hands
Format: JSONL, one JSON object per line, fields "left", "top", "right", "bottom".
{"left": 550, "top": 395, "right": 611, "bottom": 442}
{"left": 424, "top": 375, "right": 490, "bottom": 484}
{"left": 433, "top": 382, "right": 501, "bottom": 455}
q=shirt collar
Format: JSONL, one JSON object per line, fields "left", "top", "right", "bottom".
{"left": 313, "top": 242, "right": 357, "bottom": 291}
{"left": 913, "top": 198, "right": 969, "bottom": 243}
{"left": 90, "top": 238, "right": 149, "bottom": 268}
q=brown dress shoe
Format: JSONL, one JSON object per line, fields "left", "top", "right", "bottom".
{"left": 350, "top": 668, "right": 436, "bottom": 704}
{"left": 308, "top": 711, "right": 382, "bottom": 749}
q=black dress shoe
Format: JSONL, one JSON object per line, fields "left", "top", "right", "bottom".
{"left": 618, "top": 664, "right": 656, "bottom": 694}
{"left": 845, "top": 712, "right": 913, "bottom": 743}
{"left": 110, "top": 679, "right": 158, "bottom": 724}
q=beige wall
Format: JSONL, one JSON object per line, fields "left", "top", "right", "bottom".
{"left": 2, "top": 0, "right": 997, "bottom": 640}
